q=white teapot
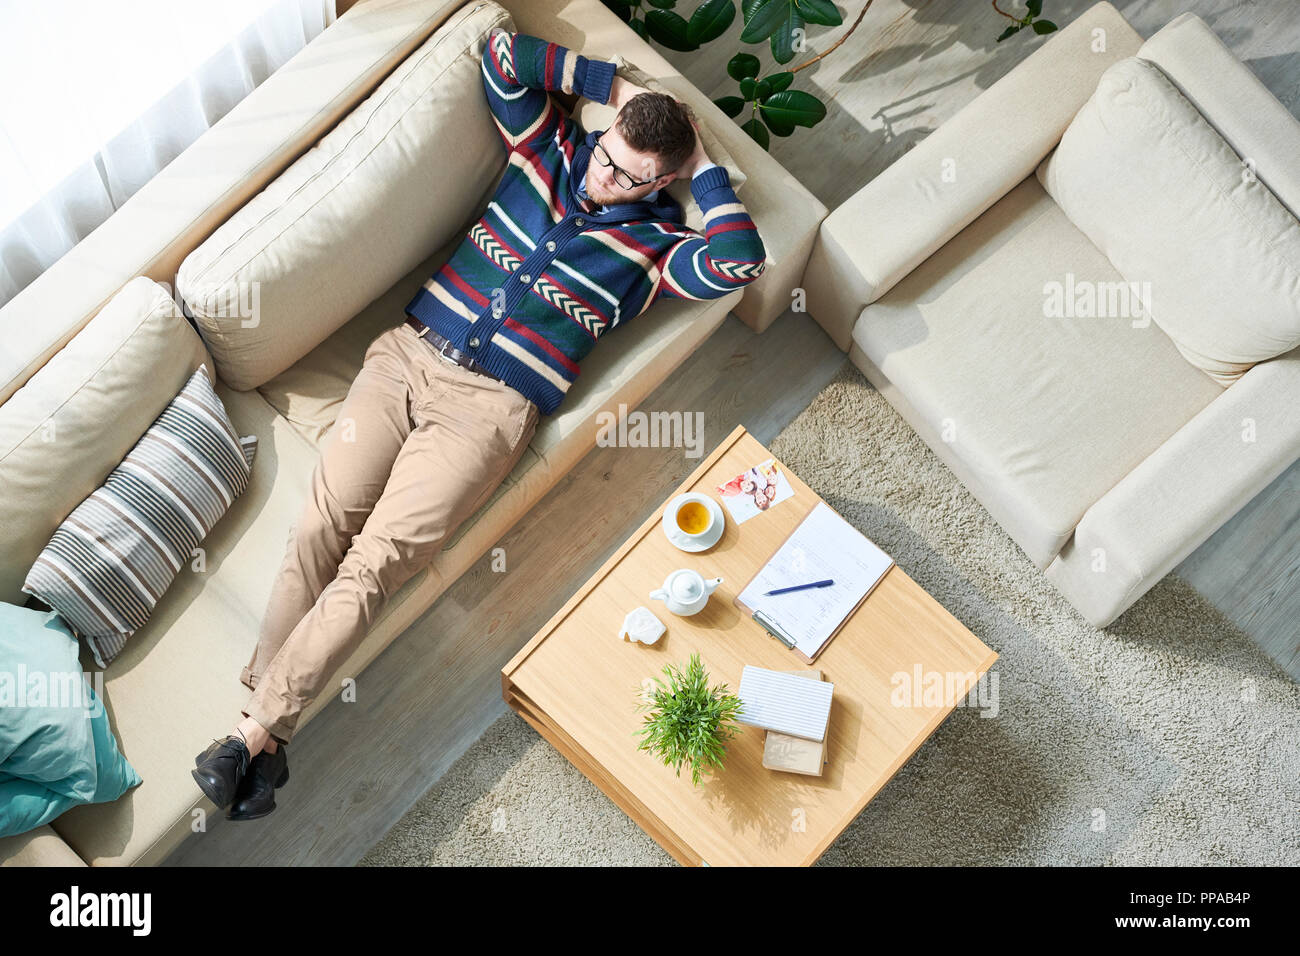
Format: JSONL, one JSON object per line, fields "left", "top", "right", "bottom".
{"left": 649, "top": 568, "right": 723, "bottom": 616}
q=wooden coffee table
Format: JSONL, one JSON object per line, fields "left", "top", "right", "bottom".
{"left": 502, "top": 425, "right": 997, "bottom": 866}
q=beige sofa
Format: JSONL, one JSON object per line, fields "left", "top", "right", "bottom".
{"left": 0, "top": 0, "right": 824, "bottom": 865}
{"left": 801, "top": 3, "right": 1300, "bottom": 628}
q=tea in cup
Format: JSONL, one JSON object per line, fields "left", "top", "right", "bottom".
{"left": 674, "top": 499, "right": 714, "bottom": 538}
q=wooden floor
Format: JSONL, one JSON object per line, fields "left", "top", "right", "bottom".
{"left": 164, "top": 0, "right": 1299, "bottom": 865}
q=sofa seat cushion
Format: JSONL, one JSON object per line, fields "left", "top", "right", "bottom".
{"left": 0, "top": 825, "right": 86, "bottom": 866}
{"left": 257, "top": 216, "right": 741, "bottom": 554}
{"left": 853, "top": 175, "right": 1223, "bottom": 568}
{"left": 47, "top": 387, "right": 427, "bottom": 865}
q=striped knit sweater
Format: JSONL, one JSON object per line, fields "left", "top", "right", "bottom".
{"left": 403, "top": 29, "right": 767, "bottom": 416}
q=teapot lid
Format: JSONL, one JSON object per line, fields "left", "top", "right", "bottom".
{"left": 669, "top": 570, "right": 702, "bottom": 601}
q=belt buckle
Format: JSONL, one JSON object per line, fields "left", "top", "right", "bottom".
{"left": 434, "top": 338, "right": 462, "bottom": 368}
{"left": 420, "top": 324, "right": 457, "bottom": 367}
{"left": 425, "top": 327, "right": 490, "bottom": 381}
{"left": 413, "top": 323, "right": 453, "bottom": 364}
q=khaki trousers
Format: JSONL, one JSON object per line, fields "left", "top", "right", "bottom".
{"left": 240, "top": 322, "right": 539, "bottom": 743}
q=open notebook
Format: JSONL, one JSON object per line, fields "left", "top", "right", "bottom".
{"left": 735, "top": 501, "right": 894, "bottom": 662}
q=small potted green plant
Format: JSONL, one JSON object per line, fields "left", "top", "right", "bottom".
{"left": 635, "top": 653, "right": 744, "bottom": 787}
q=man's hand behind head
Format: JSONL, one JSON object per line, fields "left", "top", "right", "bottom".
{"left": 609, "top": 74, "right": 650, "bottom": 111}
{"left": 675, "top": 116, "right": 710, "bottom": 180}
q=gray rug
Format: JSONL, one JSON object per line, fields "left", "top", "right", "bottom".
{"left": 361, "top": 365, "right": 1300, "bottom": 866}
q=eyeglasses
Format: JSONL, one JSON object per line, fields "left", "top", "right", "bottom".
{"left": 591, "top": 134, "right": 667, "bottom": 189}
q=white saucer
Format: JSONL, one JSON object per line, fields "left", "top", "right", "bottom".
{"left": 662, "top": 494, "right": 725, "bottom": 552}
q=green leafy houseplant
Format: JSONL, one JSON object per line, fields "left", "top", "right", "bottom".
{"left": 635, "top": 652, "right": 745, "bottom": 786}
{"left": 600, "top": 0, "right": 1055, "bottom": 151}
{"left": 993, "top": 0, "right": 1057, "bottom": 42}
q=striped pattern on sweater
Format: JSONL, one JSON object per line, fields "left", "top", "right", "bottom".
{"left": 23, "top": 367, "right": 256, "bottom": 667}
{"left": 403, "top": 29, "right": 767, "bottom": 416}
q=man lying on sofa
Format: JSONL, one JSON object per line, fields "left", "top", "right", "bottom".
{"left": 192, "top": 27, "right": 767, "bottom": 820}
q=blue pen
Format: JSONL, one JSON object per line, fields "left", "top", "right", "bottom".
{"left": 764, "top": 579, "right": 834, "bottom": 596}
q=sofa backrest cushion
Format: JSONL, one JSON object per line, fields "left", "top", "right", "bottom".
{"left": 575, "top": 53, "right": 746, "bottom": 235}
{"left": 1037, "top": 56, "right": 1300, "bottom": 386}
{"left": 1138, "top": 13, "right": 1300, "bottom": 221}
{"left": 175, "top": 0, "right": 514, "bottom": 391}
{"left": 0, "top": 277, "right": 211, "bottom": 604}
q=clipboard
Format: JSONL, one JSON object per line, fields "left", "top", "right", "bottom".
{"left": 733, "top": 499, "right": 894, "bottom": 663}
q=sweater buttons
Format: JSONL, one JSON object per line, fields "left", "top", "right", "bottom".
{"left": 546, "top": 241, "right": 556, "bottom": 251}
{"left": 468, "top": 336, "right": 480, "bottom": 349}
{"left": 575, "top": 217, "right": 585, "bottom": 227}
{"left": 519, "top": 273, "right": 531, "bottom": 284}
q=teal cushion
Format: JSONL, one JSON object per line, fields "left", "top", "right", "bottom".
{"left": 0, "top": 603, "right": 141, "bottom": 838}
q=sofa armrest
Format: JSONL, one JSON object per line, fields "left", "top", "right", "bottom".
{"left": 800, "top": 1, "right": 1141, "bottom": 350}
{"left": 499, "top": 0, "right": 827, "bottom": 335}
{"left": 1046, "top": 348, "right": 1300, "bottom": 626}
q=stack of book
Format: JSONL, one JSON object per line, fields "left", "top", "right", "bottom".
{"left": 736, "top": 665, "right": 834, "bottom": 777}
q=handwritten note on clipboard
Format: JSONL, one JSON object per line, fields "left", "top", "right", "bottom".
{"left": 735, "top": 501, "right": 894, "bottom": 662}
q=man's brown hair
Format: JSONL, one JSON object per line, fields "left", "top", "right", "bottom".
{"left": 613, "top": 92, "right": 696, "bottom": 180}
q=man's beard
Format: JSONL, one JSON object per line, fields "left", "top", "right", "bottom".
{"left": 590, "top": 181, "right": 649, "bottom": 206}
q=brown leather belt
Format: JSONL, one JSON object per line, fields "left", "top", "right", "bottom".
{"left": 404, "top": 316, "right": 506, "bottom": 385}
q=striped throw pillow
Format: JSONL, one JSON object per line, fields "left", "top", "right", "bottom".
{"left": 22, "top": 365, "right": 257, "bottom": 667}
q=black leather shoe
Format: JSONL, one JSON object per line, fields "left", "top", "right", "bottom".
{"left": 226, "top": 745, "right": 289, "bottom": 821}
{"left": 191, "top": 735, "right": 251, "bottom": 809}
